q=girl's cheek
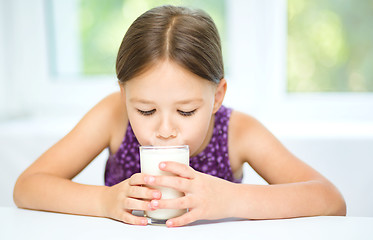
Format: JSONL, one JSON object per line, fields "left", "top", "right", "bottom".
{"left": 183, "top": 122, "right": 210, "bottom": 155}
{"left": 130, "top": 122, "right": 153, "bottom": 146}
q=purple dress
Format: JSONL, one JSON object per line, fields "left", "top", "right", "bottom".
{"left": 104, "top": 105, "right": 242, "bottom": 186}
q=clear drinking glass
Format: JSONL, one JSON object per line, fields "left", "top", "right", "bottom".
{"left": 139, "top": 145, "right": 190, "bottom": 225}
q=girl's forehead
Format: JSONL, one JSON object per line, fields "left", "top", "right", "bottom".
{"left": 123, "top": 61, "right": 216, "bottom": 104}
{"left": 125, "top": 60, "right": 215, "bottom": 91}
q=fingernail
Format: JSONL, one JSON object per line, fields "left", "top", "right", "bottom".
{"left": 166, "top": 220, "right": 173, "bottom": 227}
{"left": 148, "top": 176, "right": 155, "bottom": 183}
{"left": 141, "top": 218, "right": 148, "bottom": 225}
{"left": 159, "top": 162, "right": 166, "bottom": 169}
{"left": 152, "top": 200, "right": 159, "bottom": 207}
{"left": 152, "top": 191, "right": 160, "bottom": 199}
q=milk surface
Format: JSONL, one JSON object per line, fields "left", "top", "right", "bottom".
{"left": 140, "top": 146, "right": 189, "bottom": 220}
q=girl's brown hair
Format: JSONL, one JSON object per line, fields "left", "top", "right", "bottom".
{"left": 116, "top": 5, "right": 224, "bottom": 84}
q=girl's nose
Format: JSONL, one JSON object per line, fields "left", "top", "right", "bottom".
{"left": 156, "top": 118, "right": 177, "bottom": 139}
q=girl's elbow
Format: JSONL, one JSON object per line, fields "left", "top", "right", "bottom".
{"left": 13, "top": 176, "right": 28, "bottom": 208}
{"left": 325, "top": 185, "right": 347, "bottom": 216}
{"left": 317, "top": 180, "right": 346, "bottom": 217}
{"left": 333, "top": 196, "right": 347, "bottom": 216}
{"left": 13, "top": 179, "right": 23, "bottom": 207}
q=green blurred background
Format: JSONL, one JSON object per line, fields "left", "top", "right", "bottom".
{"left": 78, "top": 0, "right": 226, "bottom": 75}
{"left": 288, "top": 0, "right": 373, "bottom": 92}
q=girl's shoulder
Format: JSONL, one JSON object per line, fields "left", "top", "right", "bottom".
{"left": 228, "top": 110, "right": 271, "bottom": 164}
{"left": 229, "top": 109, "right": 265, "bottom": 142}
{"left": 83, "top": 91, "right": 128, "bottom": 154}
{"left": 99, "top": 92, "right": 128, "bottom": 154}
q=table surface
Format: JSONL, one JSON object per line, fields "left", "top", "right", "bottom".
{"left": 1, "top": 207, "right": 372, "bottom": 240}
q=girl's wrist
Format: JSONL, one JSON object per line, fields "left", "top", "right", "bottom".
{"left": 224, "top": 182, "right": 250, "bottom": 219}
{"left": 98, "top": 185, "right": 111, "bottom": 218}
{"left": 215, "top": 180, "right": 242, "bottom": 219}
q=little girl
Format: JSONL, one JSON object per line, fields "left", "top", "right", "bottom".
{"left": 13, "top": 5, "right": 346, "bottom": 227}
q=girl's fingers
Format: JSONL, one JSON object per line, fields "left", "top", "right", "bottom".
{"left": 150, "top": 196, "right": 192, "bottom": 210}
{"left": 123, "top": 197, "right": 152, "bottom": 211}
{"left": 148, "top": 175, "right": 191, "bottom": 193}
{"left": 166, "top": 210, "right": 198, "bottom": 227}
{"left": 127, "top": 185, "right": 161, "bottom": 200}
{"left": 159, "top": 161, "right": 195, "bottom": 179}
{"left": 128, "top": 173, "right": 149, "bottom": 186}
{"left": 119, "top": 211, "right": 148, "bottom": 226}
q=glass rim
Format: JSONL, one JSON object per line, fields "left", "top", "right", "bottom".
{"left": 139, "top": 145, "right": 189, "bottom": 150}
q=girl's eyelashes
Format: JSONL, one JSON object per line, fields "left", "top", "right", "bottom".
{"left": 178, "top": 109, "right": 196, "bottom": 117}
{"left": 136, "top": 109, "right": 196, "bottom": 117}
{"left": 137, "top": 109, "right": 156, "bottom": 116}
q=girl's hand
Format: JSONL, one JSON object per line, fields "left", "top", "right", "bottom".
{"left": 146, "top": 162, "right": 234, "bottom": 227}
{"left": 101, "top": 173, "right": 161, "bottom": 225}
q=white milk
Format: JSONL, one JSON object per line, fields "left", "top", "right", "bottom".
{"left": 140, "top": 145, "right": 189, "bottom": 221}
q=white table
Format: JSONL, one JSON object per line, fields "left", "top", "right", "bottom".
{"left": 1, "top": 207, "right": 372, "bottom": 240}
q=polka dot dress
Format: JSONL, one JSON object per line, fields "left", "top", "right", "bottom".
{"left": 104, "top": 105, "right": 242, "bottom": 186}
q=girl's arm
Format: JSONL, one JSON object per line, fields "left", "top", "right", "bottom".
{"left": 228, "top": 111, "right": 346, "bottom": 219}
{"left": 13, "top": 92, "right": 156, "bottom": 224}
{"left": 13, "top": 93, "right": 117, "bottom": 215}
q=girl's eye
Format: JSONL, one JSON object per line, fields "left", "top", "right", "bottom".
{"left": 137, "top": 109, "right": 156, "bottom": 116}
{"left": 178, "top": 109, "right": 196, "bottom": 117}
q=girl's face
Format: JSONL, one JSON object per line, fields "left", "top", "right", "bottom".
{"left": 121, "top": 60, "right": 226, "bottom": 156}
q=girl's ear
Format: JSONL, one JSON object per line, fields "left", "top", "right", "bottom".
{"left": 213, "top": 78, "right": 227, "bottom": 113}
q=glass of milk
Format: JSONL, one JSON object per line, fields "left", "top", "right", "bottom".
{"left": 140, "top": 145, "right": 190, "bottom": 225}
